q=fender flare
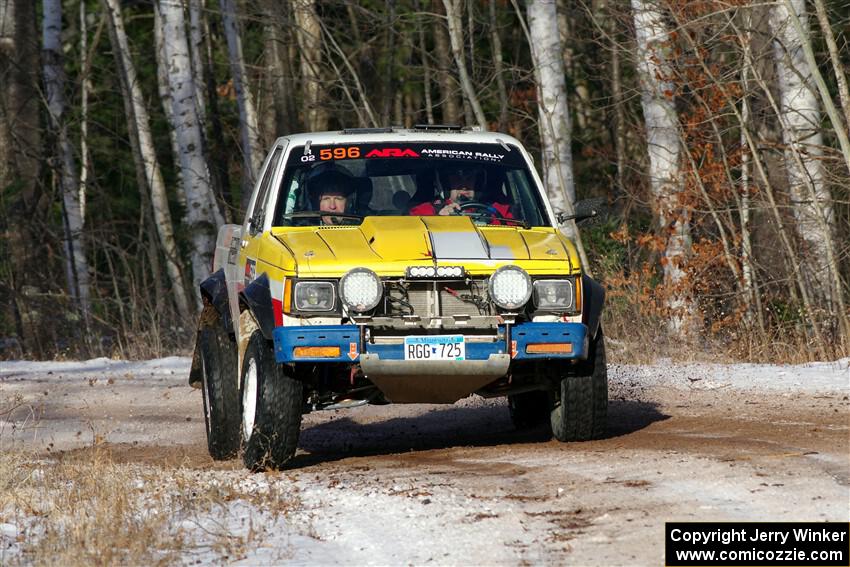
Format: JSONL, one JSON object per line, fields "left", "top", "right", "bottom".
{"left": 581, "top": 274, "right": 605, "bottom": 340}
{"left": 239, "top": 273, "right": 275, "bottom": 340}
{"left": 199, "top": 268, "right": 233, "bottom": 334}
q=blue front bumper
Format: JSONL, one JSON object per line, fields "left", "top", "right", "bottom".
{"left": 273, "top": 322, "right": 589, "bottom": 364}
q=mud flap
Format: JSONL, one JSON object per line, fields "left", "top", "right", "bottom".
{"left": 188, "top": 303, "right": 221, "bottom": 388}
{"left": 189, "top": 339, "right": 203, "bottom": 388}
{"left": 582, "top": 274, "right": 605, "bottom": 340}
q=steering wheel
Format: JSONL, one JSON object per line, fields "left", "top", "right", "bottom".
{"left": 456, "top": 201, "right": 492, "bottom": 215}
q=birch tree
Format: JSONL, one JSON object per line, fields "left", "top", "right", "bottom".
{"left": 433, "top": 3, "right": 461, "bottom": 125}
{"left": 293, "top": 0, "right": 325, "bottom": 131}
{"left": 103, "top": 0, "right": 192, "bottom": 320}
{"left": 187, "top": 0, "right": 206, "bottom": 115}
{"left": 43, "top": 0, "right": 92, "bottom": 326}
{"left": 219, "top": 0, "right": 263, "bottom": 205}
{"left": 156, "top": 0, "right": 223, "bottom": 298}
{"left": 525, "top": 0, "right": 576, "bottom": 210}
{"left": 442, "top": 0, "right": 487, "bottom": 130}
{"left": 630, "top": 0, "right": 692, "bottom": 335}
{"left": 768, "top": 0, "right": 839, "bottom": 317}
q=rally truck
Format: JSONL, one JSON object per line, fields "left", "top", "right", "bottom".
{"left": 189, "top": 125, "right": 606, "bottom": 470}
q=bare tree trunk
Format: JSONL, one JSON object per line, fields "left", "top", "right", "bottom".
{"left": 739, "top": 11, "right": 763, "bottom": 332}
{"left": 219, "top": 0, "right": 263, "bottom": 209}
{"left": 488, "top": 0, "right": 509, "bottom": 132}
{"left": 293, "top": 0, "right": 326, "bottom": 131}
{"left": 261, "top": 0, "right": 294, "bottom": 136}
{"left": 630, "top": 0, "right": 693, "bottom": 336}
{"left": 556, "top": 1, "right": 589, "bottom": 131}
{"left": 1, "top": 0, "right": 42, "bottom": 352}
{"left": 775, "top": 0, "right": 850, "bottom": 175}
{"left": 153, "top": 8, "right": 186, "bottom": 210}
{"left": 415, "top": 4, "right": 435, "bottom": 125}
{"left": 156, "top": 0, "right": 223, "bottom": 299}
{"left": 442, "top": 0, "right": 487, "bottom": 130}
{"left": 79, "top": 1, "right": 89, "bottom": 223}
{"left": 103, "top": 0, "right": 192, "bottom": 321}
{"left": 380, "top": 3, "right": 397, "bottom": 126}
{"left": 43, "top": 0, "right": 92, "bottom": 327}
{"left": 609, "top": 4, "right": 626, "bottom": 200}
{"left": 188, "top": 0, "right": 206, "bottom": 116}
{"left": 811, "top": 0, "right": 850, "bottom": 133}
{"left": 515, "top": 0, "right": 589, "bottom": 270}
{"left": 433, "top": 3, "right": 461, "bottom": 125}
{"left": 769, "top": 0, "right": 841, "bottom": 322}
{"left": 525, "top": 0, "right": 576, "bottom": 209}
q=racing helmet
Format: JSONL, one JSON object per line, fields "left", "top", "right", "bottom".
{"left": 438, "top": 163, "right": 485, "bottom": 200}
{"left": 306, "top": 165, "right": 356, "bottom": 211}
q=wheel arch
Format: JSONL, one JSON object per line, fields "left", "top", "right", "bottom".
{"left": 239, "top": 272, "right": 276, "bottom": 341}
{"left": 199, "top": 268, "right": 233, "bottom": 334}
{"left": 581, "top": 274, "right": 605, "bottom": 340}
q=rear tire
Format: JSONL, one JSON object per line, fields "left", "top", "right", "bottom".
{"left": 241, "top": 331, "right": 303, "bottom": 470}
{"left": 199, "top": 306, "right": 241, "bottom": 459}
{"left": 508, "top": 390, "right": 551, "bottom": 430}
{"left": 550, "top": 331, "right": 608, "bottom": 441}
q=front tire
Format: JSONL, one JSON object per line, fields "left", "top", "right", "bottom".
{"left": 199, "top": 306, "right": 241, "bottom": 459}
{"left": 241, "top": 331, "right": 303, "bottom": 470}
{"left": 550, "top": 331, "right": 608, "bottom": 441}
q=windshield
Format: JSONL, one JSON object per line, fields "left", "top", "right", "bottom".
{"left": 272, "top": 142, "right": 550, "bottom": 227}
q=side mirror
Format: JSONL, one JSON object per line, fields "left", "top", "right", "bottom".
{"left": 557, "top": 209, "right": 597, "bottom": 224}
{"left": 556, "top": 197, "right": 605, "bottom": 225}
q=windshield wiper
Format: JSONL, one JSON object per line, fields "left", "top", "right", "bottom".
{"left": 462, "top": 212, "right": 529, "bottom": 229}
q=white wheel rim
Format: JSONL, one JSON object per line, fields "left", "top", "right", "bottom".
{"left": 242, "top": 357, "right": 258, "bottom": 441}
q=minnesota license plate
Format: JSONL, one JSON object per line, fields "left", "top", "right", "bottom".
{"left": 404, "top": 335, "right": 465, "bottom": 361}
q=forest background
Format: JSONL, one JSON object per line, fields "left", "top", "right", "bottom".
{"left": 0, "top": 0, "right": 847, "bottom": 362}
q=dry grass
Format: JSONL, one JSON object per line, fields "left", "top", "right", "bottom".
{"left": 0, "top": 444, "right": 301, "bottom": 565}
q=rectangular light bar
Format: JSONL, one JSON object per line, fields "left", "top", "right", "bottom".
{"left": 293, "top": 346, "right": 341, "bottom": 358}
{"left": 526, "top": 343, "right": 573, "bottom": 354}
{"left": 406, "top": 265, "right": 465, "bottom": 279}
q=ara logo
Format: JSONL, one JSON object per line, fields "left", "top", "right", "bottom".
{"left": 365, "top": 148, "right": 420, "bottom": 158}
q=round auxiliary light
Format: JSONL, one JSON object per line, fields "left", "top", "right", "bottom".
{"left": 436, "top": 266, "right": 447, "bottom": 277}
{"left": 424, "top": 267, "right": 436, "bottom": 277}
{"left": 488, "top": 265, "right": 532, "bottom": 310}
{"left": 410, "top": 267, "right": 421, "bottom": 277}
{"left": 339, "top": 267, "right": 382, "bottom": 313}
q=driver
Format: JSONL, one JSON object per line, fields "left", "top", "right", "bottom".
{"left": 409, "top": 164, "right": 512, "bottom": 221}
{"left": 307, "top": 170, "right": 355, "bottom": 225}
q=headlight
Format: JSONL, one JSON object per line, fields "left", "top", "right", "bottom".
{"left": 339, "top": 268, "right": 382, "bottom": 312}
{"left": 488, "top": 265, "right": 532, "bottom": 310}
{"left": 533, "top": 279, "right": 576, "bottom": 311}
{"left": 294, "top": 281, "right": 335, "bottom": 311}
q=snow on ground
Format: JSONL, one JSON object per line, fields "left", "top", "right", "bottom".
{"left": 0, "top": 356, "right": 188, "bottom": 381}
{"left": 612, "top": 358, "right": 850, "bottom": 393}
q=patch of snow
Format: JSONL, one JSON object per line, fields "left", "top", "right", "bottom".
{"left": 610, "top": 358, "right": 849, "bottom": 394}
{"left": 0, "top": 356, "right": 190, "bottom": 381}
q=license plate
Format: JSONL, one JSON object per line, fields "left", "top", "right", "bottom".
{"left": 404, "top": 335, "right": 465, "bottom": 361}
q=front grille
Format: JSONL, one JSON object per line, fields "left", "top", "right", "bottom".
{"left": 381, "top": 279, "right": 489, "bottom": 317}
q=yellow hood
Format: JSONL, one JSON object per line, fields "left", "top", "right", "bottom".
{"left": 270, "top": 216, "right": 579, "bottom": 276}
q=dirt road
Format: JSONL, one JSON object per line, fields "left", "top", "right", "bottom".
{"left": 1, "top": 358, "right": 847, "bottom": 564}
